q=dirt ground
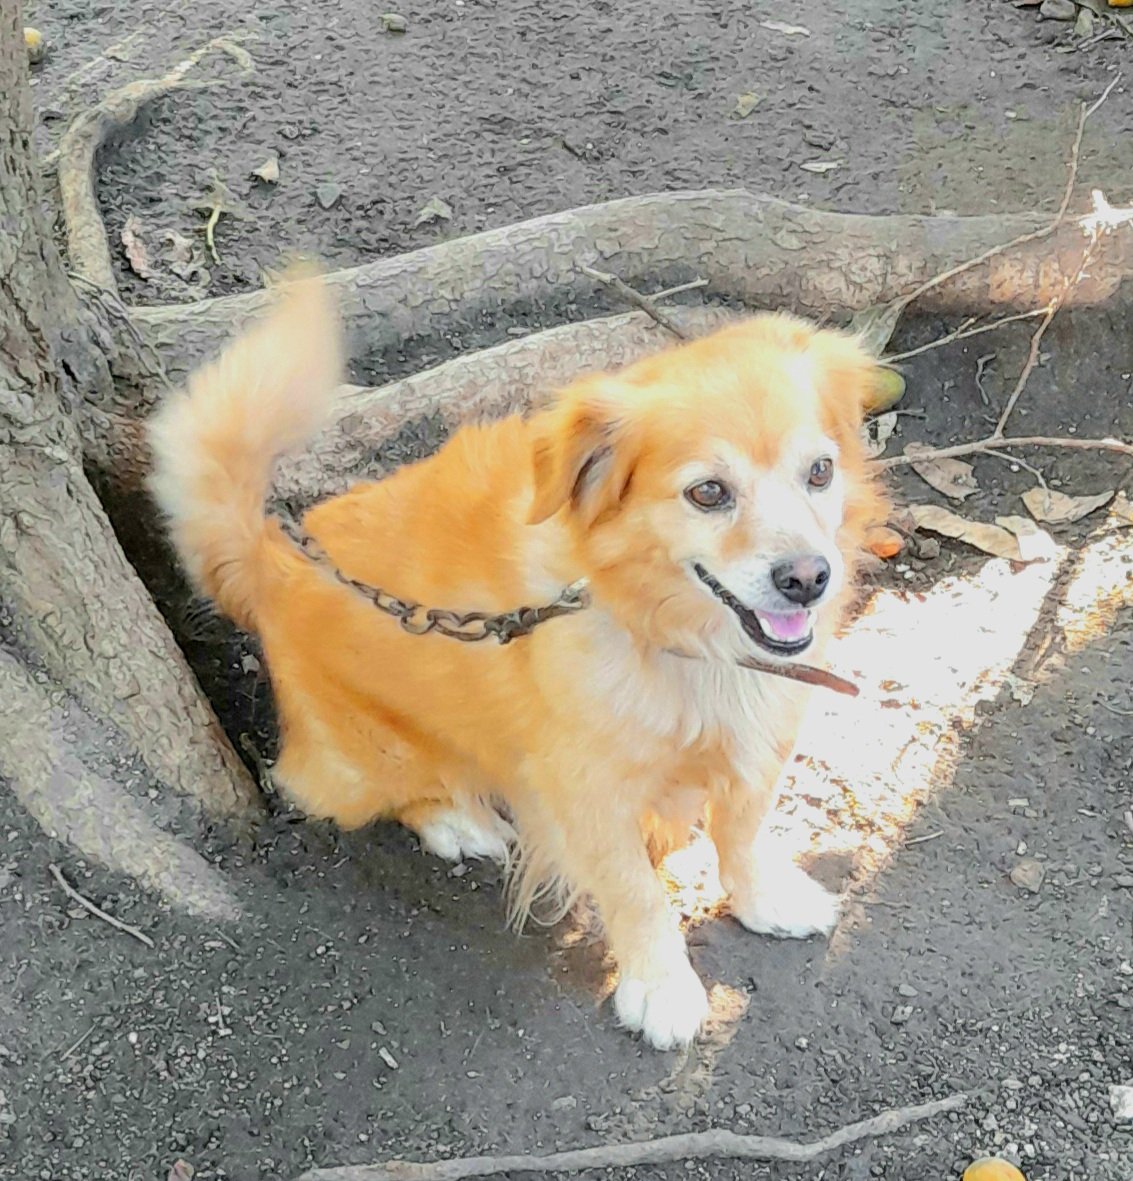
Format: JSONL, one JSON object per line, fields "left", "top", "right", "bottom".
{"left": 5, "top": 2, "right": 1133, "bottom": 1179}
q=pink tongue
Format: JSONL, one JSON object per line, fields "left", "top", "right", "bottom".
{"left": 755, "top": 609, "right": 811, "bottom": 642}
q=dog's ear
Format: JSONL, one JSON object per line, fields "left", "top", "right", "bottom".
{"left": 528, "top": 382, "right": 637, "bottom": 526}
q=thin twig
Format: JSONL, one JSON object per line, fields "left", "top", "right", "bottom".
{"left": 49, "top": 863, "right": 155, "bottom": 949}
{"left": 992, "top": 301, "right": 1058, "bottom": 437}
{"left": 884, "top": 309, "right": 1047, "bottom": 363}
{"left": 891, "top": 73, "right": 1120, "bottom": 316}
{"left": 59, "top": 1023, "right": 98, "bottom": 1061}
{"left": 904, "top": 831, "right": 944, "bottom": 848}
{"left": 296, "top": 1093, "right": 968, "bottom": 1181}
{"left": 652, "top": 277, "right": 709, "bottom": 301}
{"left": 981, "top": 448, "right": 1048, "bottom": 490}
{"left": 578, "top": 263, "right": 689, "bottom": 339}
{"left": 877, "top": 434, "right": 1133, "bottom": 471}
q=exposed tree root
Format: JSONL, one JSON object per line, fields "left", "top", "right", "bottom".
{"left": 118, "top": 190, "right": 1133, "bottom": 391}
{"left": 295, "top": 1092, "right": 968, "bottom": 1181}
{"left": 57, "top": 35, "right": 252, "bottom": 294}
{"left": 0, "top": 652, "right": 241, "bottom": 921}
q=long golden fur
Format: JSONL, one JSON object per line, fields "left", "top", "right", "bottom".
{"left": 149, "top": 272, "right": 886, "bottom": 1050}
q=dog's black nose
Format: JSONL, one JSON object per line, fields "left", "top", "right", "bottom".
{"left": 771, "top": 556, "right": 831, "bottom": 606}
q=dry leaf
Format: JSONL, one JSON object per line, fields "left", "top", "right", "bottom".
{"left": 850, "top": 300, "right": 907, "bottom": 359}
{"left": 800, "top": 159, "right": 842, "bottom": 174}
{"left": 167, "top": 1162, "right": 195, "bottom": 1181}
{"left": 1109, "top": 491, "right": 1133, "bottom": 526}
{"left": 994, "top": 515, "right": 1058, "bottom": 562}
{"left": 252, "top": 155, "right": 280, "bottom": 184}
{"left": 760, "top": 20, "right": 810, "bottom": 35}
{"left": 121, "top": 216, "right": 154, "bottom": 280}
{"left": 905, "top": 444, "right": 979, "bottom": 502}
{"left": 865, "top": 526, "right": 904, "bottom": 559}
{"left": 910, "top": 505, "right": 1023, "bottom": 561}
{"left": 1022, "top": 486, "right": 1113, "bottom": 525}
{"left": 413, "top": 195, "right": 453, "bottom": 227}
{"left": 733, "top": 92, "right": 762, "bottom": 118}
{"left": 862, "top": 411, "right": 897, "bottom": 458}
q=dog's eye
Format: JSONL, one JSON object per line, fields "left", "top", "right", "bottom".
{"left": 808, "top": 458, "right": 834, "bottom": 490}
{"left": 685, "top": 479, "right": 733, "bottom": 511}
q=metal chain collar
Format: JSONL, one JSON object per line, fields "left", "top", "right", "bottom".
{"left": 276, "top": 512, "right": 591, "bottom": 644}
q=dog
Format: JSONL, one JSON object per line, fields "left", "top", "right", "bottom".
{"left": 149, "top": 272, "right": 886, "bottom": 1050}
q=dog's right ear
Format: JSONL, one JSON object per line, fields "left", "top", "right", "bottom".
{"left": 528, "top": 381, "right": 636, "bottom": 527}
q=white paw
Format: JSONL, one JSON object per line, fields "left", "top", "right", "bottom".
{"left": 731, "top": 860, "right": 841, "bottom": 939}
{"left": 416, "top": 806, "right": 515, "bottom": 864}
{"left": 614, "top": 957, "right": 709, "bottom": 1051}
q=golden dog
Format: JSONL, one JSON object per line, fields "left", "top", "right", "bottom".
{"left": 150, "top": 274, "right": 885, "bottom": 1049}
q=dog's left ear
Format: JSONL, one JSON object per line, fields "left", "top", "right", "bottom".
{"left": 812, "top": 329, "right": 888, "bottom": 444}
{"left": 528, "top": 381, "right": 637, "bottom": 526}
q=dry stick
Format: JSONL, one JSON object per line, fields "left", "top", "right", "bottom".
{"left": 577, "top": 263, "right": 691, "bottom": 339}
{"left": 56, "top": 35, "right": 253, "bottom": 294}
{"left": 48, "top": 863, "right": 155, "bottom": 949}
{"left": 881, "top": 77, "right": 1131, "bottom": 473}
{"left": 297, "top": 1093, "right": 968, "bottom": 1181}
{"left": 884, "top": 308, "right": 1047, "bottom": 363}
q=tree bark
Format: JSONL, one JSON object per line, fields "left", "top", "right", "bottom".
{"left": 0, "top": 6, "right": 258, "bottom": 903}
{"left": 119, "top": 191, "right": 1132, "bottom": 391}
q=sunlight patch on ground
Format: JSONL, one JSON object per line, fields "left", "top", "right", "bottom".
{"left": 659, "top": 523, "right": 1133, "bottom": 926}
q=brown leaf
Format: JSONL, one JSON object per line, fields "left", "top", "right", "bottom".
{"left": 910, "top": 505, "right": 1023, "bottom": 561}
{"left": 1109, "top": 491, "right": 1133, "bottom": 526}
{"left": 121, "top": 216, "right": 155, "bottom": 280}
{"left": 995, "top": 515, "right": 1058, "bottom": 563}
{"left": 413, "top": 195, "right": 453, "bottom": 227}
{"left": 905, "top": 444, "right": 979, "bottom": 501}
{"left": 252, "top": 155, "right": 280, "bottom": 184}
{"left": 862, "top": 411, "right": 898, "bottom": 458}
{"left": 1022, "top": 486, "right": 1113, "bottom": 525}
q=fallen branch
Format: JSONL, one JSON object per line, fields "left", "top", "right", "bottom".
{"left": 49, "top": 861, "right": 155, "bottom": 948}
{"left": 57, "top": 35, "right": 253, "bottom": 294}
{"left": 295, "top": 1092, "right": 967, "bottom": 1181}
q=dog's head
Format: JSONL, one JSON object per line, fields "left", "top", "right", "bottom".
{"left": 528, "top": 313, "right": 887, "bottom": 661}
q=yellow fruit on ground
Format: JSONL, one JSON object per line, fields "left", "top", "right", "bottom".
{"left": 1108, "top": 0, "right": 1133, "bottom": 8}
{"left": 963, "top": 1159, "right": 1026, "bottom": 1181}
{"left": 24, "top": 27, "right": 45, "bottom": 64}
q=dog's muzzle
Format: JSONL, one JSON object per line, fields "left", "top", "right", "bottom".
{"left": 693, "top": 563, "right": 816, "bottom": 657}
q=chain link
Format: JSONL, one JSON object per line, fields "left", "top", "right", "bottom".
{"left": 277, "top": 512, "right": 590, "bottom": 644}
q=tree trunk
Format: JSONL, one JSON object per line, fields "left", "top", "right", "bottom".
{"left": 0, "top": 5, "right": 257, "bottom": 911}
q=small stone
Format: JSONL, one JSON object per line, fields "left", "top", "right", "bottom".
{"left": 891, "top": 1004, "right": 914, "bottom": 1025}
{"left": 794, "top": 1035, "right": 809, "bottom": 1049}
{"left": 380, "top": 12, "right": 408, "bottom": 32}
{"left": 1110, "top": 1084, "right": 1133, "bottom": 1122}
{"left": 898, "top": 983, "right": 919, "bottom": 998}
{"left": 240, "top": 652, "right": 261, "bottom": 674}
{"left": 1039, "top": 0, "right": 1076, "bottom": 17}
{"left": 251, "top": 156, "right": 280, "bottom": 184}
{"left": 449, "top": 862, "right": 469, "bottom": 878}
{"left": 1113, "top": 874, "right": 1133, "bottom": 888}
{"left": 551, "top": 1095, "right": 577, "bottom": 1111}
{"left": 377, "top": 1046, "right": 399, "bottom": 1069}
{"left": 1010, "top": 858, "right": 1045, "bottom": 894}
{"left": 315, "top": 182, "right": 342, "bottom": 210}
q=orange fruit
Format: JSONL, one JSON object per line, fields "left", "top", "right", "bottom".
{"left": 962, "top": 1159, "right": 1026, "bottom": 1181}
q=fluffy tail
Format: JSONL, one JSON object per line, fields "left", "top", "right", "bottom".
{"left": 148, "top": 267, "right": 343, "bottom": 631}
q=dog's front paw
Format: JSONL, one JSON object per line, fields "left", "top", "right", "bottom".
{"left": 614, "top": 958, "right": 709, "bottom": 1051}
{"left": 415, "top": 805, "right": 515, "bottom": 864}
{"left": 731, "top": 860, "right": 840, "bottom": 939}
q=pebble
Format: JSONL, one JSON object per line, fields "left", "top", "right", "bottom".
{"left": 1010, "top": 859, "right": 1045, "bottom": 894}
{"left": 315, "top": 182, "right": 342, "bottom": 210}
{"left": 1039, "top": 0, "right": 1076, "bottom": 17}
{"left": 898, "top": 983, "right": 919, "bottom": 998}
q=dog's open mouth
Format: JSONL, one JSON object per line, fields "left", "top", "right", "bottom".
{"left": 693, "top": 564, "right": 814, "bottom": 657}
